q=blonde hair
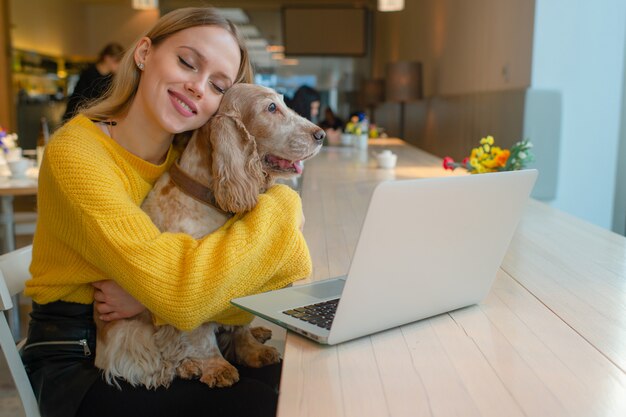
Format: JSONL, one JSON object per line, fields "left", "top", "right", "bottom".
{"left": 82, "top": 7, "right": 253, "bottom": 123}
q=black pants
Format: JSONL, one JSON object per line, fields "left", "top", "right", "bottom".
{"left": 23, "top": 301, "right": 281, "bottom": 417}
{"left": 76, "top": 364, "right": 281, "bottom": 417}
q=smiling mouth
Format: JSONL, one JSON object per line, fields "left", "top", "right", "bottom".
{"left": 264, "top": 154, "right": 303, "bottom": 174}
{"left": 174, "top": 96, "right": 196, "bottom": 114}
{"left": 169, "top": 90, "right": 197, "bottom": 115}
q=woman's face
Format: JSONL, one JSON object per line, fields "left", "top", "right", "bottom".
{"left": 102, "top": 55, "right": 121, "bottom": 74}
{"left": 134, "top": 25, "right": 241, "bottom": 135}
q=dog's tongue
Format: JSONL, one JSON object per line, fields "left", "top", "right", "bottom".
{"left": 271, "top": 155, "right": 303, "bottom": 174}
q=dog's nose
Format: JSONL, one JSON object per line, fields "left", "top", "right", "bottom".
{"left": 313, "top": 129, "right": 326, "bottom": 143}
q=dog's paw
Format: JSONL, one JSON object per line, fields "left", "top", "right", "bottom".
{"left": 199, "top": 358, "right": 240, "bottom": 388}
{"left": 249, "top": 326, "right": 272, "bottom": 344}
{"left": 238, "top": 344, "right": 281, "bottom": 368}
{"left": 176, "top": 358, "right": 203, "bottom": 380}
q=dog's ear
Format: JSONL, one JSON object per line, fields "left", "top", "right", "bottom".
{"left": 209, "top": 114, "right": 265, "bottom": 213}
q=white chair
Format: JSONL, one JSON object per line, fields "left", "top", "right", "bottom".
{"left": 0, "top": 244, "right": 40, "bottom": 417}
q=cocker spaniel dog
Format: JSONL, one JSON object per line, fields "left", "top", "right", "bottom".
{"left": 95, "top": 83, "right": 324, "bottom": 388}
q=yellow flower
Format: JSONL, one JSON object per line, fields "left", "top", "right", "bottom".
{"left": 469, "top": 157, "right": 485, "bottom": 172}
{"left": 480, "top": 148, "right": 510, "bottom": 169}
{"left": 475, "top": 163, "right": 489, "bottom": 173}
{"left": 480, "top": 136, "right": 494, "bottom": 146}
{"left": 473, "top": 147, "right": 484, "bottom": 159}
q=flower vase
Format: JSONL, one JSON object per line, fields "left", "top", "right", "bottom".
{"left": 340, "top": 133, "right": 354, "bottom": 146}
{"left": 355, "top": 134, "right": 368, "bottom": 150}
{"left": 6, "top": 147, "right": 23, "bottom": 162}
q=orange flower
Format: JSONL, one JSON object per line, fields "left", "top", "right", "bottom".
{"left": 495, "top": 149, "right": 510, "bottom": 167}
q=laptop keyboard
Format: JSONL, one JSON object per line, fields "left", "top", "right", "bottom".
{"left": 282, "top": 298, "right": 339, "bottom": 330}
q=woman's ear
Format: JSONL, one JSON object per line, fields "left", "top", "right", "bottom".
{"left": 209, "top": 114, "right": 265, "bottom": 213}
{"left": 134, "top": 37, "right": 152, "bottom": 67}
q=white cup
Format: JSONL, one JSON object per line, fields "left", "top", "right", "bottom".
{"left": 376, "top": 150, "right": 397, "bottom": 169}
{"left": 8, "top": 158, "right": 30, "bottom": 178}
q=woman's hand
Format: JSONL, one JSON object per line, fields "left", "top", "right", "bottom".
{"left": 92, "top": 280, "right": 146, "bottom": 321}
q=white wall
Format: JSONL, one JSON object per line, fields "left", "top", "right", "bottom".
{"left": 531, "top": 0, "right": 626, "bottom": 229}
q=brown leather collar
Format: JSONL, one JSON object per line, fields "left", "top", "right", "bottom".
{"left": 168, "top": 160, "right": 232, "bottom": 216}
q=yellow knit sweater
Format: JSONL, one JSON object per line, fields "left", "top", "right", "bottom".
{"left": 25, "top": 115, "right": 312, "bottom": 330}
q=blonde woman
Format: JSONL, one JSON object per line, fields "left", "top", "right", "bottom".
{"left": 22, "top": 7, "right": 311, "bottom": 417}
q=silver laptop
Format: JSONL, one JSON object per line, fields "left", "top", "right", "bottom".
{"left": 232, "top": 169, "right": 538, "bottom": 345}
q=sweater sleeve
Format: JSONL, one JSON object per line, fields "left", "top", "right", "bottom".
{"left": 36, "top": 130, "right": 312, "bottom": 330}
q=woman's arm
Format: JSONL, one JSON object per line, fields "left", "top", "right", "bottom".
{"left": 93, "top": 207, "right": 305, "bottom": 322}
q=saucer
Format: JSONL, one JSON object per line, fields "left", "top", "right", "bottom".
{"left": 8, "top": 167, "right": 39, "bottom": 180}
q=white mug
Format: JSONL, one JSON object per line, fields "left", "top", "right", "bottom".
{"left": 376, "top": 150, "right": 397, "bottom": 169}
{"left": 8, "top": 158, "right": 30, "bottom": 178}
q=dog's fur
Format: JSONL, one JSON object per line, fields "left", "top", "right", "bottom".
{"left": 95, "top": 84, "right": 323, "bottom": 389}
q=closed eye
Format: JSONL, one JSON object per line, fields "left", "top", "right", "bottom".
{"left": 178, "top": 56, "right": 196, "bottom": 71}
{"left": 209, "top": 80, "right": 226, "bottom": 95}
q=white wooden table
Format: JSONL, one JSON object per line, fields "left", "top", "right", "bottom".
{"left": 277, "top": 139, "right": 626, "bottom": 417}
{"left": 0, "top": 167, "right": 38, "bottom": 340}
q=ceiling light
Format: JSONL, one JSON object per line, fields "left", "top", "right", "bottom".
{"left": 266, "top": 45, "right": 285, "bottom": 53}
{"left": 281, "top": 58, "right": 299, "bottom": 66}
{"left": 132, "top": 0, "right": 158, "bottom": 10}
{"left": 377, "top": 0, "right": 404, "bottom": 12}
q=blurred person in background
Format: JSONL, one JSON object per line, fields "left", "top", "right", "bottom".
{"left": 319, "top": 107, "right": 343, "bottom": 130}
{"left": 319, "top": 107, "right": 343, "bottom": 145}
{"left": 286, "top": 85, "right": 321, "bottom": 123}
{"left": 62, "top": 42, "right": 124, "bottom": 122}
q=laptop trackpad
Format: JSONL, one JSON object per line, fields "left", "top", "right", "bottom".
{"left": 292, "top": 278, "right": 346, "bottom": 299}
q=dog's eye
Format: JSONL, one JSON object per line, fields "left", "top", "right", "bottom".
{"left": 268, "top": 103, "right": 277, "bottom": 113}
